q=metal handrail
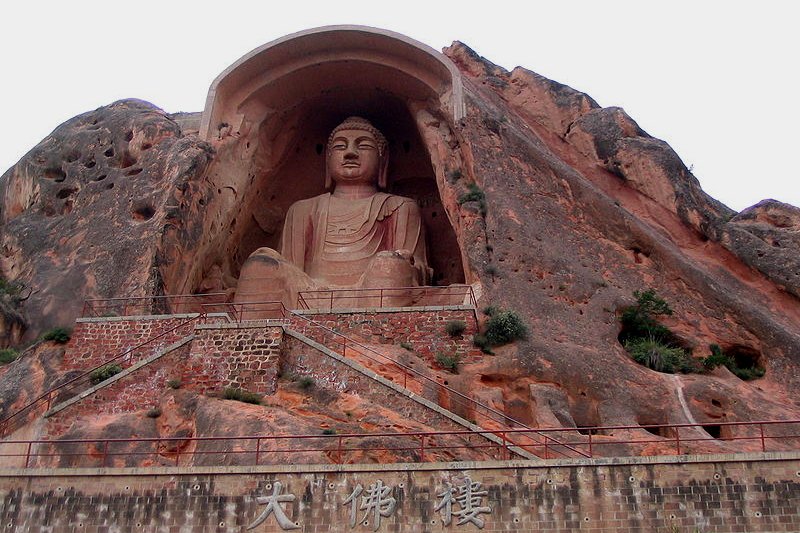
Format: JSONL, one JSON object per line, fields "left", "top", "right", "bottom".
{"left": 0, "top": 313, "right": 207, "bottom": 438}
{"left": 3, "top": 420, "right": 799, "bottom": 469}
{"left": 296, "top": 285, "right": 477, "bottom": 310}
{"left": 82, "top": 293, "right": 228, "bottom": 318}
{"left": 205, "top": 301, "right": 584, "bottom": 459}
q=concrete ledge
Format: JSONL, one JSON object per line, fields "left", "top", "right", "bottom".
{"left": 293, "top": 305, "right": 475, "bottom": 315}
{"left": 194, "top": 320, "right": 286, "bottom": 330}
{"left": 45, "top": 335, "right": 195, "bottom": 417}
{"left": 76, "top": 313, "right": 229, "bottom": 323}
{"left": 1, "top": 451, "right": 797, "bottom": 478}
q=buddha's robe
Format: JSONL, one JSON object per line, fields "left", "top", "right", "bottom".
{"left": 279, "top": 192, "right": 430, "bottom": 287}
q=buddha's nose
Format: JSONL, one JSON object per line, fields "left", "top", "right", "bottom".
{"left": 344, "top": 145, "right": 358, "bottom": 158}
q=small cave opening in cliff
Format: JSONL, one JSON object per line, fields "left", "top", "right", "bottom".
{"left": 226, "top": 93, "right": 466, "bottom": 289}
{"left": 637, "top": 414, "right": 675, "bottom": 439}
{"left": 725, "top": 344, "right": 765, "bottom": 381}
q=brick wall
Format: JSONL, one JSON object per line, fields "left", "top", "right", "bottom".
{"left": 64, "top": 314, "right": 202, "bottom": 371}
{"left": 1, "top": 454, "right": 798, "bottom": 532}
{"left": 182, "top": 324, "right": 282, "bottom": 396}
{"left": 45, "top": 343, "right": 190, "bottom": 439}
{"left": 289, "top": 307, "right": 481, "bottom": 363}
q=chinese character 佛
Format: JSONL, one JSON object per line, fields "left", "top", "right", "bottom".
{"left": 342, "top": 480, "right": 397, "bottom": 531}
{"left": 435, "top": 476, "right": 492, "bottom": 529}
{"left": 247, "top": 481, "right": 300, "bottom": 530}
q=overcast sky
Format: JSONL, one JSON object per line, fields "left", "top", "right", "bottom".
{"left": 2, "top": 1, "right": 797, "bottom": 211}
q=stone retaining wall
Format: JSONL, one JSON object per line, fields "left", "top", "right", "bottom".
{"left": 64, "top": 314, "right": 203, "bottom": 370}
{"left": 0, "top": 453, "right": 798, "bottom": 532}
{"left": 182, "top": 323, "right": 283, "bottom": 395}
{"left": 291, "top": 307, "right": 481, "bottom": 362}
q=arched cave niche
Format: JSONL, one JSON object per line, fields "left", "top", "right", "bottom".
{"left": 181, "top": 26, "right": 468, "bottom": 299}
{"left": 228, "top": 94, "right": 465, "bottom": 287}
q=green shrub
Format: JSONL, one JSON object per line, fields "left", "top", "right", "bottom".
{"left": 0, "top": 348, "right": 19, "bottom": 365}
{"left": 484, "top": 310, "right": 527, "bottom": 346}
{"left": 167, "top": 379, "right": 182, "bottom": 389}
{"left": 445, "top": 320, "right": 467, "bottom": 337}
{"left": 42, "top": 327, "right": 71, "bottom": 344}
{"left": 702, "top": 344, "right": 764, "bottom": 380}
{"left": 223, "top": 387, "right": 262, "bottom": 404}
{"left": 458, "top": 183, "right": 487, "bottom": 216}
{"left": 482, "top": 305, "right": 499, "bottom": 317}
{"left": 619, "top": 289, "right": 673, "bottom": 344}
{"left": 0, "top": 278, "right": 24, "bottom": 300}
{"left": 435, "top": 352, "right": 460, "bottom": 373}
{"left": 322, "top": 428, "right": 336, "bottom": 435}
{"left": 399, "top": 341, "right": 413, "bottom": 351}
{"left": 146, "top": 408, "right": 162, "bottom": 418}
{"left": 624, "top": 338, "right": 693, "bottom": 374}
{"left": 298, "top": 376, "right": 315, "bottom": 390}
{"left": 90, "top": 363, "right": 123, "bottom": 385}
{"left": 472, "top": 334, "right": 494, "bottom": 354}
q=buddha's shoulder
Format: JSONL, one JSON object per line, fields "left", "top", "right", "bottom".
{"left": 375, "top": 193, "right": 421, "bottom": 219}
{"left": 287, "top": 193, "right": 330, "bottom": 214}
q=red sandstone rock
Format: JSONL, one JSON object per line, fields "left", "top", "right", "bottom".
{"left": 0, "top": 34, "right": 799, "bottom": 464}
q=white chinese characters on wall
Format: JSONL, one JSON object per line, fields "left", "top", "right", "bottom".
{"left": 247, "top": 476, "right": 493, "bottom": 530}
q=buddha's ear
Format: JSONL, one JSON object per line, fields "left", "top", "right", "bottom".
{"left": 378, "top": 153, "right": 389, "bottom": 190}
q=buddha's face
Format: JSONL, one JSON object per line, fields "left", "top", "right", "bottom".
{"left": 327, "top": 128, "right": 381, "bottom": 186}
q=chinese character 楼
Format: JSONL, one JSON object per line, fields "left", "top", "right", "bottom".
{"left": 435, "top": 476, "right": 492, "bottom": 529}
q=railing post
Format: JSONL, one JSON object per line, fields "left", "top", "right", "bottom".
{"left": 330, "top": 290, "right": 333, "bottom": 311}
{"left": 588, "top": 432, "right": 593, "bottom": 458}
{"left": 255, "top": 438, "right": 261, "bottom": 465}
{"left": 24, "top": 441, "right": 32, "bottom": 468}
{"left": 675, "top": 428, "right": 681, "bottom": 455}
{"left": 420, "top": 435, "right": 425, "bottom": 462}
{"left": 543, "top": 435, "right": 549, "bottom": 459}
{"left": 175, "top": 442, "right": 180, "bottom": 466}
{"left": 102, "top": 440, "right": 109, "bottom": 467}
{"left": 760, "top": 423, "right": 766, "bottom": 452}
{"left": 380, "top": 288, "right": 384, "bottom": 308}
{"left": 337, "top": 436, "right": 343, "bottom": 464}
{"left": 502, "top": 432, "right": 508, "bottom": 460}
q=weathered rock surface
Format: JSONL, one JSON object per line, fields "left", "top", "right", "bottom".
{"left": 0, "top": 99, "right": 213, "bottom": 340}
{"left": 1, "top": 40, "right": 799, "bottom": 458}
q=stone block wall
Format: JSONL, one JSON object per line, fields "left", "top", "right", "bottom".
{"left": 45, "top": 343, "right": 190, "bottom": 439}
{"left": 182, "top": 323, "right": 282, "bottom": 396}
{"left": 290, "top": 307, "right": 481, "bottom": 362}
{"left": 64, "top": 314, "right": 202, "bottom": 371}
{"left": 1, "top": 454, "right": 799, "bottom": 532}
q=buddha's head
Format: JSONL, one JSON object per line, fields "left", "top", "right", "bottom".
{"left": 325, "top": 116, "right": 389, "bottom": 190}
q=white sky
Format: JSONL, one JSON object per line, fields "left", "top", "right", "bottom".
{"left": 1, "top": 1, "right": 797, "bottom": 212}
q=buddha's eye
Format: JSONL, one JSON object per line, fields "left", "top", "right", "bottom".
{"left": 358, "top": 141, "right": 377, "bottom": 150}
{"left": 332, "top": 142, "right": 347, "bottom": 150}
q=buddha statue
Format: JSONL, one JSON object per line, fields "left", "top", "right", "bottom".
{"left": 234, "top": 117, "right": 432, "bottom": 311}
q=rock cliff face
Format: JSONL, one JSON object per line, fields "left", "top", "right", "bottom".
{"left": 1, "top": 40, "right": 799, "bottom": 446}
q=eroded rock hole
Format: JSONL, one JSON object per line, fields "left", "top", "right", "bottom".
{"left": 84, "top": 158, "right": 96, "bottom": 169}
{"left": 44, "top": 168, "right": 67, "bottom": 182}
{"left": 141, "top": 143, "right": 152, "bottom": 151}
{"left": 104, "top": 147, "right": 115, "bottom": 158}
{"left": 315, "top": 143, "right": 323, "bottom": 155}
{"left": 125, "top": 130, "right": 134, "bottom": 142}
{"left": 119, "top": 151, "right": 137, "bottom": 169}
{"left": 106, "top": 182, "right": 115, "bottom": 190}
{"left": 126, "top": 168, "right": 143, "bottom": 176}
{"left": 93, "top": 174, "right": 107, "bottom": 182}
{"left": 711, "top": 399, "right": 722, "bottom": 408}
{"left": 132, "top": 203, "right": 155, "bottom": 221}
{"left": 56, "top": 187, "right": 78, "bottom": 199}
